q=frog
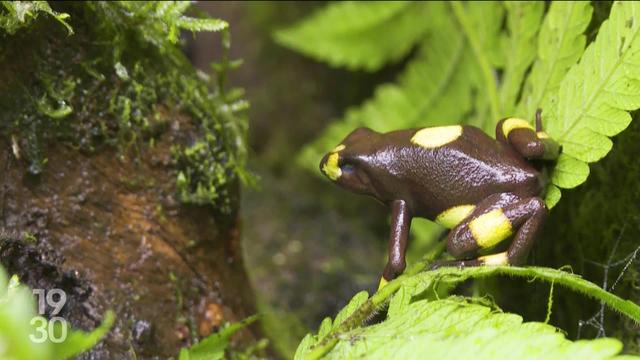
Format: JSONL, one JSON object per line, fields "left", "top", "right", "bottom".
{"left": 319, "top": 110, "right": 559, "bottom": 289}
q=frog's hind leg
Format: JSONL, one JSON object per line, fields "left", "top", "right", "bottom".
{"left": 496, "top": 109, "right": 560, "bottom": 160}
{"left": 502, "top": 196, "right": 547, "bottom": 265}
{"left": 432, "top": 195, "right": 547, "bottom": 269}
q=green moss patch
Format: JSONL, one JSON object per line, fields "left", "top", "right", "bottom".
{"left": 0, "top": 1, "right": 249, "bottom": 213}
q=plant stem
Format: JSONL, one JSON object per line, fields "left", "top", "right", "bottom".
{"left": 450, "top": 1, "right": 500, "bottom": 122}
{"left": 304, "top": 264, "right": 640, "bottom": 359}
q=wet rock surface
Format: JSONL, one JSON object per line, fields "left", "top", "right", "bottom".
{"left": 0, "top": 109, "right": 257, "bottom": 359}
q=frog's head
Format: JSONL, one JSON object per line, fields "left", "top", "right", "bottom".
{"left": 319, "top": 127, "right": 379, "bottom": 196}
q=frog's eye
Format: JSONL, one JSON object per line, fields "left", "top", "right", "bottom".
{"left": 341, "top": 163, "right": 355, "bottom": 174}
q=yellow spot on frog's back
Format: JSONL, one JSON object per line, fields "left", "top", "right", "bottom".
{"left": 411, "top": 125, "right": 463, "bottom": 148}
{"left": 469, "top": 209, "right": 512, "bottom": 248}
{"left": 479, "top": 252, "right": 509, "bottom": 266}
{"left": 322, "top": 152, "right": 342, "bottom": 181}
{"left": 435, "top": 204, "right": 476, "bottom": 229}
{"left": 332, "top": 144, "right": 346, "bottom": 152}
{"left": 502, "top": 118, "right": 534, "bottom": 137}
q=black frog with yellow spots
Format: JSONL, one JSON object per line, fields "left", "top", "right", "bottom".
{"left": 319, "top": 112, "right": 559, "bottom": 288}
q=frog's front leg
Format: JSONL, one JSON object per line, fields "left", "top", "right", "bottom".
{"left": 432, "top": 194, "right": 547, "bottom": 269}
{"left": 379, "top": 199, "right": 411, "bottom": 289}
{"left": 496, "top": 109, "right": 560, "bottom": 160}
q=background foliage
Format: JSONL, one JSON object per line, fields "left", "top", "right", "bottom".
{"left": 0, "top": 264, "right": 112, "bottom": 360}
{"left": 0, "top": 0, "right": 249, "bottom": 212}
{"left": 276, "top": 1, "right": 640, "bottom": 358}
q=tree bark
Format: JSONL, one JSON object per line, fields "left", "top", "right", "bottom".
{"left": 0, "top": 109, "right": 257, "bottom": 358}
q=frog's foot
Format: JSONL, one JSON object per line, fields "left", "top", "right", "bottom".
{"left": 495, "top": 110, "right": 560, "bottom": 160}
{"left": 444, "top": 194, "right": 547, "bottom": 268}
{"left": 428, "top": 258, "right": 481, "bottom": 270}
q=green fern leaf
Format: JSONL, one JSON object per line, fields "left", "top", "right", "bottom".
{"left": 450, "top": 1, "right": 505, "bottom": 128}
{"left": 499, "top": 1, "right": 544, "bottom": 116}
{"left": 296, "top": 2, "right": 468, "bottom": 170}
{"left": 317, "top": 317, "right": 333, "bottom": 340}
{"left": 298, "top": 265, "right": 640, "bottom": 359}
{"left": 274, "top": 1, "right": 432, "bottom": 71}
{"left": 547, "top": 1, "right": 640, "bottom": 190}
{"left": 516, "top": 2, "right": 593, "bottom": 120}
{"left": 323, "top": 298, "right": 635, "bottom": 360}
{"left": 331, "top": 291, "right": 369, "bottom": 331}
{"left": 178, "top": 315, "right": 257, "bottom": 360}
{"left": 544, "top": 184, "right": 562, "bottom": 209}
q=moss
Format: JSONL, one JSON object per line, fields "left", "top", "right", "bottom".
{"left": 0, "top": 1, "right": 249, "bottom": 213}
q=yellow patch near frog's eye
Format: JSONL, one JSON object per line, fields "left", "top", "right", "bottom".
{"left": 332, "top": 144, "right": 346, "bottom": 152}
{"left": 469, "top": 209, "right": 512, "bottom": 248}
{"left": 479, "top": 252, "right": 509, "bottom": 266}
{"left": 502, "top": 118, "right": 534, "bottom": 137}
{"left": 322, "top": 152, "right": 342, "bottom": 181}
{"left": 536, "top": 131, "right": 550, "bottom": 139}
{"left": 435, "top": 204, "right": 476, "bottom": 229}
{"left": 411, "top": 125, "right": 463, "bottom": 149}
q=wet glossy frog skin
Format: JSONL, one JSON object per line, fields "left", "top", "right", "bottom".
{"left": 319, "top": 111, "right": 559, "bottom": 288}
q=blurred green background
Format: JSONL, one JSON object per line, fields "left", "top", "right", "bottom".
{"left": 187, "top": 2, "right": 640, "bottom": 357}
{"left": 186, "top": 2, "right": 398, "bottom": 355}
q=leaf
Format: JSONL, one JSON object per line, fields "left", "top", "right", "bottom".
{"left": 0, "top": 271, "right": 49, "bottom": 360}
{"left": 176, "top": 17, "right": 228, "bottom": 33}
{"left": 179, "top": 315, "right": 258, "bottom": 360}
{"left": 544, "top": 184, "right": 562, "bottom": 209}
{"left": 499, "top": 1, "right": 544, "bottom": 116}
{"left": 294, "top": 334, "right": 315, "bottom": 360}
{"left": 296, "top": 2, "right": 469, "bottom": 170}
{"left": 51, "top": 311, "right": 114, "bottom": 360}
{"left": 550, "top": 154, "right": 590, "bottom": 189}
{"left": 387, "top": 274, "right": 431, "bottom": 319}
{"left": 324, "top": 298, "right": 633, "bottom": 360}
{"left": 516, "top": 1, "right": 593, "bottom": 120}
{"left": 332, "top": 291, "right": 368, "bottom": 330}
{"left": 450, "top": 1, "right": 505, "bottom": 128}
{"left": 547, "top": 1, "right": 640, "bottom": 190}
{"left": 0, "top": 265, "right": 112, "bottom": 360}
{"left": 317, "top": 317, "right": 333, "bottom": 340}
{"left": 298, "top": 265, "right": 640, "bottom": 359}
{"left": 274, "top": 1, "right": 432, "bottom": 71}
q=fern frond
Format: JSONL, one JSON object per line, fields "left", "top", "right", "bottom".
{"left": 547, "top": 1, "right": 640, "bottom": 190}
{"left": 516, "top": 2, "right": 593, "bottom": 120}
{"left": 297, "top": 265, "right": 640, "bottom": 360}
{"left": 274, "top": 1, "right": 432, "bottom": 71}
{"left": 324, "top": 299, "right": 631, "bottom": 360}
{"left": 450, "top": 1, "right": 505, "bottom": 130}
{"left": 297, "top": 2, "right": 469, "bottom": 170}
{"left": 499, "top": 1, "right": 544, "bottom": 116}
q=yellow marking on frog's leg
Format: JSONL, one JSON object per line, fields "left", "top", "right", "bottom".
{"left": 536, "top": 131, "right": 550, "bottom": 139}
{"left": 502, "top": 118, "right": 534, "bottom": 137}
{"left": 332, "top": 144, "right": 346, "bottom": 152}
{"left": 322, "top": 152, "right": 342, "bottom": 181}
{"left": 411, "top": 125, "right": 463, "bottom": 149}
{"left": 479, "top": 252, "right": 509, "bottom": 266}
{"left": 469, "top": 209, "right": 513, "bottom": 248}
{"left": 378, "top": 277, "right": 388, "bottom": 290}
{"left": 435, "top": 204, "right": 476, "bottom": 229}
